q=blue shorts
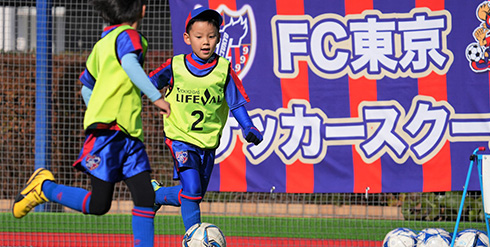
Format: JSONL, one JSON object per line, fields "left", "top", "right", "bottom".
{"left": 165, "top": 138, "right": 215, "bottom": 181}
{"left": 73, "top": 129, "right": 151, "bottom": 183}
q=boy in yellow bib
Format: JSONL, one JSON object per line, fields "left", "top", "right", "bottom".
{"left": 12, "top": 1, "right": 170, "bottom": 246}
{"left": 149, "top": 7, "right": 262, "bottom": 231}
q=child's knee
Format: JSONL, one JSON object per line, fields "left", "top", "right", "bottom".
{"left": 89, "top": 200, "right": 112, "bottom": 215}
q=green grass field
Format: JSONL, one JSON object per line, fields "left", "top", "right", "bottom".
{"left": 1, "top": 212, "right": 486, "bottom": 241}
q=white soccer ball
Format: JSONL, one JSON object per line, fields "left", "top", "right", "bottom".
{"left": 382, "top": 227, "right": 417, "bottom": 247}
{"left": 455, "top": 229, "right": 489, "bottom": 247}
{"left": 416, "top": 228, "right": 451, "bottom": 247}
{"left": 466, "top": 43, "right": 484, "bottom": 62}
{"left": 182, "top": 222, "right": 226, "bottom": 247}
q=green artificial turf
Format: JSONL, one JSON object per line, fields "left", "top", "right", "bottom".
{"left": 0, "top": 212, "right": 486, "bottom": 241}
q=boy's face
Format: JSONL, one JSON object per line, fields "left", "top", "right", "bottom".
{"left": 184, "top": 21, "right": 220, "bottom": 60}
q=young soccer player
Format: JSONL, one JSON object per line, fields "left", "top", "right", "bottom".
{"left": 149, "top": 7, "right": 263, "bottom": 231}
{"left": 12, "top": 0, "right": 170, "bottom": 246}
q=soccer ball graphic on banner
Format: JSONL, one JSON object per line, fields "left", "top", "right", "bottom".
{"left": 454, "top": 229, "right": 489, "bottom": 247}
{"left": 416, "top": 228, "right": 451, "bottom": 247}
{"left": 382, "top": 227, "right": 417, "bottom": 247}
{"left": 182, "top": 222, "right": 226, "bottom": 247}
{"left": 466, "top": 43, "right": 484, "bottom": 62}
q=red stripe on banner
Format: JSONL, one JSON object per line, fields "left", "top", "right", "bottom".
{"left": 418, "top": 73, "right": 451, "bottom": 192}
{"left": 209, "top": 0, "right": 246, "bottom": 192}
{"left": 416, "top": 0, "right": 444, "bottom": 11}
{"left": 276, "top": 0, "right": 314, "bottom": 193}
{"left": 348, "top": 69, "right": 382, "bottom": 194}
{"left": 220, "top": 139, "right": 248, "bottom": 192}
{"left": 416, "top": 0, "right": 451, "bottom": 192}
{"left": 344, "top": 0, "right": 372, "bottom": 14}
{"left": 234, "top": 47, "right": 240, "bottom": 74}
{"left": 208, "top": 0, "right": 236, "bottom": 10}
{"left": 280, "top": 62, "right": 310, "bottom": 106}
{"left": 345, "top": 0, "right": 381, "bottom": 193}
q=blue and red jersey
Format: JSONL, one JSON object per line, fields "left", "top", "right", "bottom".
{"left": 79, "top": 24, "right": 146, "bottom": 90}
{"left": 149, "top": 53, "right": 249, "bottom": 111}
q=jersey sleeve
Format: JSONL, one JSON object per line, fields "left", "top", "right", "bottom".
{"left": 116, "top": 29, "right": 144, "bottom": 62}
{"left": 225, "top": 64, "right": 250, "bottom": 111}
{"left": 149, "top": 58, "right": 172, "bottom": 90}
{"left": 79, "top": 68, "right": 95, "bottom": 89}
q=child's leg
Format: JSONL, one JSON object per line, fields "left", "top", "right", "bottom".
{"left": 13, "top": 169, "right": 114, "bottom": 218}
{"left": 12, "top": 168, "right": 55, "bottom": 218}
{"left": 125, "top": 171, "right": 155, "bottom": 247}
{"left": 153, "top": 180, "right": 182, "bottom": 207}
{"left": 43, "top": 174, "right": 114, "bottom": 215}
{"left": 179, "top": 168, "right": 203, "bottom": 231}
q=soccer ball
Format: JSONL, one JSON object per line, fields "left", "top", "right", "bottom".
{"left": 182, "top": 222, "right": 226, "bottom": 247}
{"left": 466, "top": 43, "right": 484, "bottom": 62}
{"left": 416, "top": 228, "right": 451, "bottom": 247}
{"left": 454, "top": 229, "right": 489, "bottom": 247}
{"left": 382, "top": 227, "right": 417, "bottom": 247}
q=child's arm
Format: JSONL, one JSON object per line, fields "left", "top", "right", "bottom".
{"left": 81, "top": 85, "right": 92, "bottom": 106}
{"left": 231, "top": 106, "right": 263, "bottom": 145}
{"left": 149, "top": 58, "right": 172, "bottom": 90}
{"left": 121, "top": 53, "right": 162, "bottom": 102}
{"left": 121, "top": 53, "right": 170, "bottom": 116}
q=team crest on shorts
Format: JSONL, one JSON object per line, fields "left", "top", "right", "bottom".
{"left": 85, "top": 154, "right": 101, "bottom": 171}
{"left": 216, "top": 4, "right": 256, "bottom": 79}
{"left": 176, "top": 151, "right": 188, "bottom": 164}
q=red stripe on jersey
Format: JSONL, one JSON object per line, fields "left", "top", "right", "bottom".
{"left": 93, "top": 122, "right": 121, "bottom": 131}
{"left": 149, "top": 58, "right": 171, "bottom": 78}
{"left": 73, "top": 134, "right": 97, "bottom": 167}
{"left": 219, "top": 138, "right": 247, "bottom": 192}
{"left": 416, "top": 0, "right": 451, "bottom": 192}
{"left": 276, "top": 0, "right": 314, "bottom": 194}
{"left": 103, "top": 24, "right": 122, "bottom": 32}
{"left": 125, "top": 28, "right": 143, "bottom": 52}
{"left": 186, "top": 54, "right": 217, "bottom": 70}
{"left": 345, "top": 0, "right": 381, "bottom": 193}
{"left": 165, "top": 138, "right": 182, "bottom": 173}
{"left": 165, "top": 138, "right": 175, "bottom": 159}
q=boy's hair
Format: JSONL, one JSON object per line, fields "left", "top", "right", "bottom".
{"left": 90, "top": 0, "right": 147, "bottom": 25}
{"left": 185, "top": 8, "right": 223, "bottom": 34}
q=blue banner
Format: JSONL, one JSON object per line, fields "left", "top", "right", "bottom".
{"left": 169, "top": 0, "right": 490, "bottom": 193}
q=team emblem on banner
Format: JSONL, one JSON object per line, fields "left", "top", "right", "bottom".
{"left": 467, "top": 1, "right": 490, "bottom": 72}
{"left": 215, "top": 4, "right": 256, "bottom": 79}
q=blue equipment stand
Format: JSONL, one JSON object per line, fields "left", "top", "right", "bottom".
{"left": 450, "top": 147, "right": 490, "bottom": 247}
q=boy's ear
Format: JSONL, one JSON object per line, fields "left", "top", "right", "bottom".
{"left": 183, "top": 32, "right": 191, "bottom": 45}
{"left": 141, "top": 5, "right": 146, "bottom": 18}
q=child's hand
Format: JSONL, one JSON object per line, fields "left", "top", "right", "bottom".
{"left": 153, "top": 98, "right": 170, "bottom": 117}
{"left": 243, "top": 126, "right": 263, "bottom": 145}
